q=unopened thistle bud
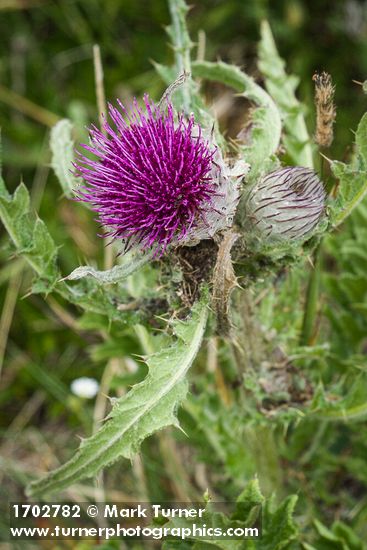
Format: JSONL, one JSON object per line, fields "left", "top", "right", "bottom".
{"left": 245, "top": 167, "right": 325, "bottom": 242}
{"left": 313, "top": 71, "right": 336, "bottom": 148}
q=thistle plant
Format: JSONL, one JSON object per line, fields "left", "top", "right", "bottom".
{"left": 1, "top": 0, "right": 367, "bottom": 546}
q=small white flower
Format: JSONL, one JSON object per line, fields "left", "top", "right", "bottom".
{"left": 70, "top": 377, "right": 99, "bottom": 399}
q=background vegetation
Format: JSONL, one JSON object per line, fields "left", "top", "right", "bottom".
{"left": 1, "top": 0, "right": 367, "bottom": 548}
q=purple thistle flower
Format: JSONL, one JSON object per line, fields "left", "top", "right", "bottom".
{"left": 74, "top": 95, "right": 218, "bottom": 254}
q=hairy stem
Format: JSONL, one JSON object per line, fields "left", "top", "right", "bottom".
{"left": 168, "top": 0, "right": 192, "bottom": 113}
{"left": 300, "top": 245, "right": 322, "bottom": 346}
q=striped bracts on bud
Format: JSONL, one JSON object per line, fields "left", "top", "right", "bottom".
{"left": 245, "top": 167, "right": 325, "bottom": 242}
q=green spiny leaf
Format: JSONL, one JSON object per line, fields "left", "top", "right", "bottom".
{"left": 330, "top": 113, "right": 367, "bottom": 227}
{"left": 261, "top": 494, "right": 298, "bottom": 550}
{"left": 258, "top": 20, "right": 313, "bottom": 168}
{"left": 0, "top": 181, "right": 31, "bottom": 245}
{"left": 191, "top": 60, "right": 281, "bottom": 178}
{"left": 160, "top": 480, "right": 297, "bottom": 550}
{"left": 0, "top": 178, "right": 59, "bottom": 285}
{"left": 356, "top": 112, "right": 367, "bottom": 167}
{"left": 234, "top": 478, "right": 265, "bottom": 527}
{"left": 26, "top": 295, "right": 209, "bottom": 497}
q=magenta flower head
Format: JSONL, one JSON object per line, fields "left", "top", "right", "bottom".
{"left": 74, "top": 95, "right": 223, "bottom": 255}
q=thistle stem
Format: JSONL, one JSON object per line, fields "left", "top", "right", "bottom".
{"left": 300, "top": 244, "right": 322, "bottom": 346}
{"left": 168, "top": 0, "right": 192, "bottom": 113}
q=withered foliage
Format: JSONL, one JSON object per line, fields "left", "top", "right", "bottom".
{"left": 212, "top": 230, "right": 240, "bottom": 336}
{"left": 175, "top": 239, "right": 219, "bottom": 307}
{"left": 313, "top": 71, "right": 336, "bottom": 148}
